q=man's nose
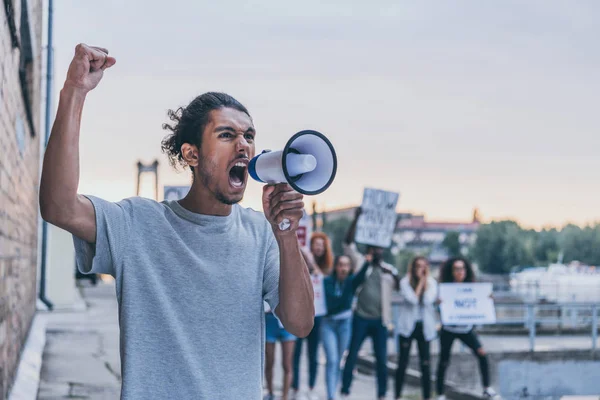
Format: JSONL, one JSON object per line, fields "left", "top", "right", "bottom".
{"left": 236, "top": 135, "right": 250, "bottom": 154}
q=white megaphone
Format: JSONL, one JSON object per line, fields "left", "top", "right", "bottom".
{"left": 249, "top": 130, "right": 337, "bottom": 230}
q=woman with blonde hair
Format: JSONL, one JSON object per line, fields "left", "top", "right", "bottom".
{"left": 395, "top": 256, "right": 438, "bottom": 400}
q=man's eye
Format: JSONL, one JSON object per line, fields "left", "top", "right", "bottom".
{"left": 245, "top": 134, "right": 255, "bottom": 141}
{"left": 220, "top": 132, "right": 233, "bottom": 139}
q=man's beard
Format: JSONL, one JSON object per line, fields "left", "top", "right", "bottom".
{"left": 216, "top": 191, "right": 241, "bottom": 205}
{"left": 196, "top": 160, "right": 243, "bottom": 205}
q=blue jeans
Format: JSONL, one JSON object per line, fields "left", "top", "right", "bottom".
{"left": 341, "top": 314, "right": 388, "bottom": 398}
{"left": 321, "top": 316, "right": 352, "bottom": 400}
{"left": 292, "top": 316, "right": 322, "bottom": 390}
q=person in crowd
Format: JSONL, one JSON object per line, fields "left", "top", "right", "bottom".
{"left": 436, "top": 257, "right": 497, "bottom": 400}
{"left": 340, "top": 208, "right": 399, "bottom": 400}
{"left": 292, "top": 232, "right": 334, "bottom": 399}
{"left": 265, "top": 303, "right": 297, "bottom": 400}
{"left": 321, "top": 254, "right": 355, "bottom": 400}
{"left": 394, "top": 256, "right": 438, "bottom": 400}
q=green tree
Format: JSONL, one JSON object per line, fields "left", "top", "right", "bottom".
{"left": 442, "top": 231, "right": 461, "bottom": 258}
{"left": 393, "top": 249, "right": 417, "bottom": 276}
{"left": 322, "top": 217, "right": 352, "bottom": 258}
{"left": 534, "top": 228, "right": 560, "bottom": 264}
{"left": 473, "top": 220, "right": 533, "bottom": 274}
{"left": 559, "top": 224, "right": 600, "bottom": 265}
{"left": 559, "top": 224, "right": 583, "bottom": 263}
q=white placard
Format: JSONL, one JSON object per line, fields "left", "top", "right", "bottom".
{"left": 355, "top": 188, "right": 399, "bottom": 248}
{"left": 312, "top": 274, "right": 327, "bottom": 317}
{"left": 439, "top": 283, "right": 496, "bottom": 325}
{"left": 297, "top": 209, "right": 312, "bottom": 249}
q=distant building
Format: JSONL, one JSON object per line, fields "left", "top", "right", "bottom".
{"left": 0, "top": 0, "right": 44, "bottom": 397}
{"left": 319, "top": 205, "right": 355, "bottom": 223}
{"left": 320, "top": 204, "right": 481, "bottom": 267}
{"left": 394, "top": 209, "right": 481, "bottom": 265}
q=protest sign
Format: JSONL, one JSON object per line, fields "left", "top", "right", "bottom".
{"left": 439, "top": 283, "right": 496, "bottom": 325}
{"left": 355, "top": 188, "right": 399, "bottom": 248}
{"left": 297, "top": 210, "right": 312, "bottom": 249}
{"left": 312, "top": 274, "right": 327, "bottom": 317}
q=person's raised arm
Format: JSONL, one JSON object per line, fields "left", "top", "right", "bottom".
{"left": 39, "top": 44, "right": 116, "bottom": 243}
{"left": 351, "top": 254, "right": 372, "bottom": 292}
{"left": 301, "top": 246, "right": 322, "bottom": 276}
{"left": 344, "top": 206, "right": 362, "bottom": 245}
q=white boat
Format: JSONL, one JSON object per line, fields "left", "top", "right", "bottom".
{"left": 509, "top": 263, "right": 600, "bottom": 302}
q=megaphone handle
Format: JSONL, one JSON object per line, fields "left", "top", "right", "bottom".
{"left": 278, "top": 219, "right": 291, "bottom": 231}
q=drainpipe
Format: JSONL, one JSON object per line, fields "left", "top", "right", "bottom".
{"left": 39, "top": 0, "right": 54, "bottom": 310}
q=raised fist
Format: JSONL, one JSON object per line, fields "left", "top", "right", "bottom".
{"left": 64, "top": 43, "right": 116, "bottom": 93}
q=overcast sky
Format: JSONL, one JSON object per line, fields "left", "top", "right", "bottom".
{"left": 50, "top": 0, "right": 600, "bottom": 229}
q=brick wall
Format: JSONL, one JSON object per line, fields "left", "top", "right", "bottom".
{"left": 0, "top": 0, "right": 43, "bottom": 397}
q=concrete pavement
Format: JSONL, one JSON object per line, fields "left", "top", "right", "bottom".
{"left": 267, "top": 341, "right": 420, "bottom": 400}
{"left": 38, "top": 279, "right": 121, "bottom": 399}
{"left": 37, "top": 279, "right": 415, "bottom": 399}
{"left": 34, "top": 278, "right": 600, "bottom": 399}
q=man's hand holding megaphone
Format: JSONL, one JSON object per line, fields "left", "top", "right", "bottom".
{"left": 249, "top": 130, "right": 337, "bottom": 232}
{"left": 262, "top": 183, "right": 304, "bottom": 237}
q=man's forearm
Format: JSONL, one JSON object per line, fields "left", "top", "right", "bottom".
{"left": 40, "top": 85, "right": 86, "bottom": 222}
{"left": 276, "top": 235, "right": 314, "bottom": 338}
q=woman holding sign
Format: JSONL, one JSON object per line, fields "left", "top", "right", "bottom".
{"left": 436, "top": 258, "right": 497, "bottom": 400}
{"left": 292, "top": 233, "right": 334, "bottom": 399}
{"left": 394, "top": 256, "right": 438, "bottom": 400}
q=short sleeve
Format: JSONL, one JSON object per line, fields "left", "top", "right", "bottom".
{"left": 72, "top": 195, "right": 133, "bottom": 277}
{"left": 262, "top": 235, "right": 280, "bottom": 316}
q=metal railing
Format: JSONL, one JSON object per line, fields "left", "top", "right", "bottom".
{"left": 391, "top": 299, "right": 600, "bottom": 353}
{"left": 497, "top": 302, "right": 599, "bottom": 352}
{"left": 494, "top": 281, "right": 600, "bottom": 303}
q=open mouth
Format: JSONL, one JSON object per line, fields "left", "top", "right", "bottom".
{"left": 228, "top": 161, "right": 248, "bottom": 189}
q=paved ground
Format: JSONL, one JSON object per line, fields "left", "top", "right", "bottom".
{"left": 37, "top": 279, "right": 419, "bottom": 399}
{"left": 38, "top": 279, "right": 121, "bottom": 399}
{"left": 37, "top": 279, "right": 597, "bottom": 399}
{"left": 267, "top": 342, "right": 420, "bottom": 400}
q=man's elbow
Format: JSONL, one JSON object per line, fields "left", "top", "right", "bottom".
{"left": 287, "top": 318, "right": 314, "bottom": 338}
{"left": 39, "top": 197, "right": 59, "bottom": 224}
{"left": 39, "top": 192, "right": 76, "bottom": 226}
{"left": 281, "top": 307, "right": 315, "bottom": 338}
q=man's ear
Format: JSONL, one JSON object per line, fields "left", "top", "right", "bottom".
{"left": 181, "top": 143, "right": 199, "bottom": 168}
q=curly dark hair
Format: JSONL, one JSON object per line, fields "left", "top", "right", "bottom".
{"left": 439, "top": 256, "right": 476, "bottom": 283}
{"left": 161, "top": 92, "right": 251, "bottom": 173}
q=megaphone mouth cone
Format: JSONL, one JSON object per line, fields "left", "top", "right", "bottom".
{"left": 282, "top": 130, "right": 337, "bottom": 195}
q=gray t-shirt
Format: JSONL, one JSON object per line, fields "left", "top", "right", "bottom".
{"left": 356, "top": 266, "right": 383, "bottom": 319}
{"left": 73, "top": 196, "right": 280, "bottom": 399}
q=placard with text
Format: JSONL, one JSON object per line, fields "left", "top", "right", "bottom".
{"left": 355, "top": 188, "right": 399, "bottom": 248}
{"left": 439, "top": 283, "right": 496, "bottom": 325}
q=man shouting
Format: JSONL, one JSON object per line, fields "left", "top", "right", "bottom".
{"left": 40, "top": 43, "right": 315, "bottom": 399}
